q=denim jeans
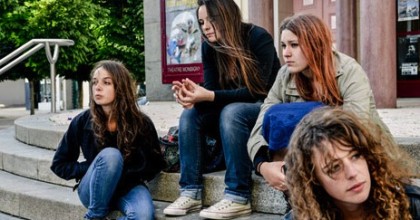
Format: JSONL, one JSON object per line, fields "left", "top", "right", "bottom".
{"left": 78, "top": 147, "right": 155, "bottom": 220}
{"left": 178, "top": 102, "right": 261, "bottom": 204}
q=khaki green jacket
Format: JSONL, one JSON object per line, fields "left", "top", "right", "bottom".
{"left": 247, "top": 51, "right": 389, "bottom": 161}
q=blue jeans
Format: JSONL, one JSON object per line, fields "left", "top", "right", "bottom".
{"left": 78, "top": 147, "right": 155, "bottom": 220}
{"left": 178, "top": 102, "right": 261, "bottom": 204}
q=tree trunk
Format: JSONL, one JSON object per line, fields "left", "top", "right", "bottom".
{"left": 29, "top": 79, "right": 35, "bottom": 115}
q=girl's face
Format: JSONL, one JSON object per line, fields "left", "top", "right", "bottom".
{"left": 281, "top": 29, "right": 309, "bottom": 74}
{"left": 198, "top": 5, "right": 220, "bottom": 42}
{"left": 312, "top": 141, "right": 371, "bottom": 212}
{"left": 92, "top": 67, "right": 116, "bottom": 112}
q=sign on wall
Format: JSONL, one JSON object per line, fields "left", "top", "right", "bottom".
{"left": 161, "top": 0, "right": 203, "bottom": 84}
{"left": 397, "top": 35, "right": 420, "bottom": 79}
{"left": 398, "top": 0, "right": 419, "bottom": 22}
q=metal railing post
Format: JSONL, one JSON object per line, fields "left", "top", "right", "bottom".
{"left": 0, "top": 39, "right": 74, "bottom": 113}
{"left": 45, "top": 42, "right": 60, "bottom": 113}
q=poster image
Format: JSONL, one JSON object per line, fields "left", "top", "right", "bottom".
{"left": 161, "top": 0, "right": 203, "bottom": 84}
{"left": 398, "top": 36, "right": 420, "bottom": 79}
{"left": 398, "top": 0, "right": 419, "bottom": 22}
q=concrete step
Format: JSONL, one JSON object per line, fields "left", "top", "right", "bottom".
{"left": 0, "top": 212, "right": 25, "bottom": 220}
{"left": 0, "top": 127, "right": 289, "bottom": 215}
{"left": 14, "top": 110, "right": 420, "bottom": 173}
{"left": 13, "top": 103, "right": 183, "bottom": 150}
{"left": 0, "top": 127, "right": 73, "bottom": 187}
{"left": 0, "top": 170, "right": 281, "bottom": 220}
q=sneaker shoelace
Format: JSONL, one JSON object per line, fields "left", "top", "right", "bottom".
{"left": 211, "top": 199, "right": 233, "bottom": 210}
{"left": 173, "top": 197, "right": 194, "bottom": 207}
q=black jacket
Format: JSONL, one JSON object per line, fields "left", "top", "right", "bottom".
{"left": 50, "top": 110, "right": 165, "bottom": 197}
{"left": 195, "top": 23, "right": 280, "bottom": 112}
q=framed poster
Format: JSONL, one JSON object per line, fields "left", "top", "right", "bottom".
{"left": 398, "top": 0, "right": 419, "bottom": 22}
{"left": 397, "top": 35, "right": 420, "bottom": 79}
{"left": 161, "top": 0, "right": 203, "bottom": 84}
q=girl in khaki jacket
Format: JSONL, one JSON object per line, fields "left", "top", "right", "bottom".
{"left": 247, "top": 14, "right": 399, "bottom": 193}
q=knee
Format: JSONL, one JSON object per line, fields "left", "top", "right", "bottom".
{"left": 180, "top": 108, "right": 197, "bottom": 122}
{"left": 220, "top": 103, "right": 243, "bottom": 129}
{"left": 179, "top": 108, "right": 199, "bottom": 131}
{"left": 125, "top": 205, "right": 154, "bottom": 220}
{"left": 97, "top": 147, "right": 123, "bottom": 167}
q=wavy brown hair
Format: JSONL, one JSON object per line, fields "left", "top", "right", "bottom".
{"left": 280, "top": 14, "right": 342, "bottom": 106}
{"left": 89, "top": 60, "right": 147, "bottom": 159}
{"left": 196, "top": 0, "right": 267, "bottom": 97}
{"left": 285, "top": 107, "right": 414, "bottom": 220}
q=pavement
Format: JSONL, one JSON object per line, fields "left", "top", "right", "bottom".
{"left": 0, "top": 99, "right": 418, "bottom": 219}
{"left": 1, "top": 98, "right": 420, "bottom": 138}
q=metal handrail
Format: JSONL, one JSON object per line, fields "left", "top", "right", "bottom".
{"left": 0, "top": 39, "right": 74, "bottom": 112}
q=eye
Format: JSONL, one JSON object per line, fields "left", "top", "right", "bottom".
{"left": 329, "top": 162, "right": 342, "bottom": 174}
{"left": 325, "top": 160, "right": 343, "bottom": 178}
{"left": 291, "top": 43, "right": 299, "bottom": 48}
{"left": 198, "top": 20, "right": 204, "bottom": 25}
{"left": 281, "top": 43, "right": 286, "bottom": 49}
{"left": 351, "top": 152, "right": 363, "bottom": 160}
{"left": 92, "top": 80, "right": 98, "bottom": 85}
{"left": 104, "top": 80, "right": 112, "bottom": 85}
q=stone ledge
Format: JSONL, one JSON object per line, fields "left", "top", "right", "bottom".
{"left": 0, "top": 170, "right": 281, "bottom": 220}
{"left": 0, "top": 127, "right": 289, "bottom": 214}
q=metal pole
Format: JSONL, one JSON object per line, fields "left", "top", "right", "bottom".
{"left": 50, "top": 63, "right": 56, "bottom": 112}
{"left": 45, "top": 42, "right": 60, "bottom": 113}
{"left": 0, "top": 39, "right": 74, "bottom": 113}
{"left": 0, "top": 43, "right": 44, "bottom": 75}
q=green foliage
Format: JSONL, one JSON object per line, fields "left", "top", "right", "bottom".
{"left": 0, "top": 0, "right": 145, "bottom": 83}
{"left": 24, "top": 0, "right": 107, "bottom": 80}
{"left": 0, "top": 0, "right": 36, "bottom": 81}
{"left": 94, "top": 0, "right": 145, "bottom": 82}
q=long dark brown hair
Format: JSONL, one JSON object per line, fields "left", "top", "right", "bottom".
{"left": 89, "top": 60, "right": 147, "bottom": 159}
{"left": 285, "top": 107, "right": 414, "bottom": 219}
{"left": 196, "top": 0, "right": 267, "bottom": 97}
{"left": 280, "top": 14, "right": 343, "bottom": 106}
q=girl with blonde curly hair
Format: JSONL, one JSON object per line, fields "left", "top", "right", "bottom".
{"left": 284, "top": 107, "right": 419, "bottom": 220}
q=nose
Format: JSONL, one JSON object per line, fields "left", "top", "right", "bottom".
{"left": 202, "top": 21, "right": 210, "bottom": 31}
{"left": 94, "top": 83, "right": 102, "bottom": 91}
{"left": 283, "top": 46, "right": 291, "bottom": 58}
{"left": 343, "top": 161, "right": 357, "bottom": 179}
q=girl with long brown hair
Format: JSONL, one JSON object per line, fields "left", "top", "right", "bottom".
{"left": 248, "top": 13, "right": 390, "bottom": 193}
{"left": 51, "top": 60, "right": 165, "bottom": 220}
{"left": 284, "top": 107, "right": 419, "bottom": 220}
{"left": 164, "top": 0, "right": 280, "bottom": 219}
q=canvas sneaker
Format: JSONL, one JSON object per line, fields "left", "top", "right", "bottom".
{"left": 199, "top": 199, "right": 252, "bottom": 219}
{"left": 163, "top": 196, "right": 202, "bottom": 216}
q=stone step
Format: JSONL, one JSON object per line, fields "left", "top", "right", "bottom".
{"left": 0, "top": 170, "right": 281, "bottom": 220}
{"left": 14, "top": 110, "right": 420, "bottom": 174}
{"left": 0, "top": 127, "right": 289, "bottom": 215}
{"left": 0, "top": 127, "right": 73, "bottom": 187}
{"left": 0, "top": 212, "right": 24, "bottom": 220}
{"left": 13, "top": 104, "right": 182, "bottom": 150}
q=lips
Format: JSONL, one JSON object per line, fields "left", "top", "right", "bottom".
{"left": 347, "top": 182, "right": 365, "bottom": 192}
{"left": 94, "top": 94, "right": 102, "bottom": 99}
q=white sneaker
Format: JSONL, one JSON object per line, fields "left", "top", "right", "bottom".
{"left": 163, "top": 196, "right": 202, "bottom": 216}
{"left": 199, "top": 199, "right": 251, "bottom": 219}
